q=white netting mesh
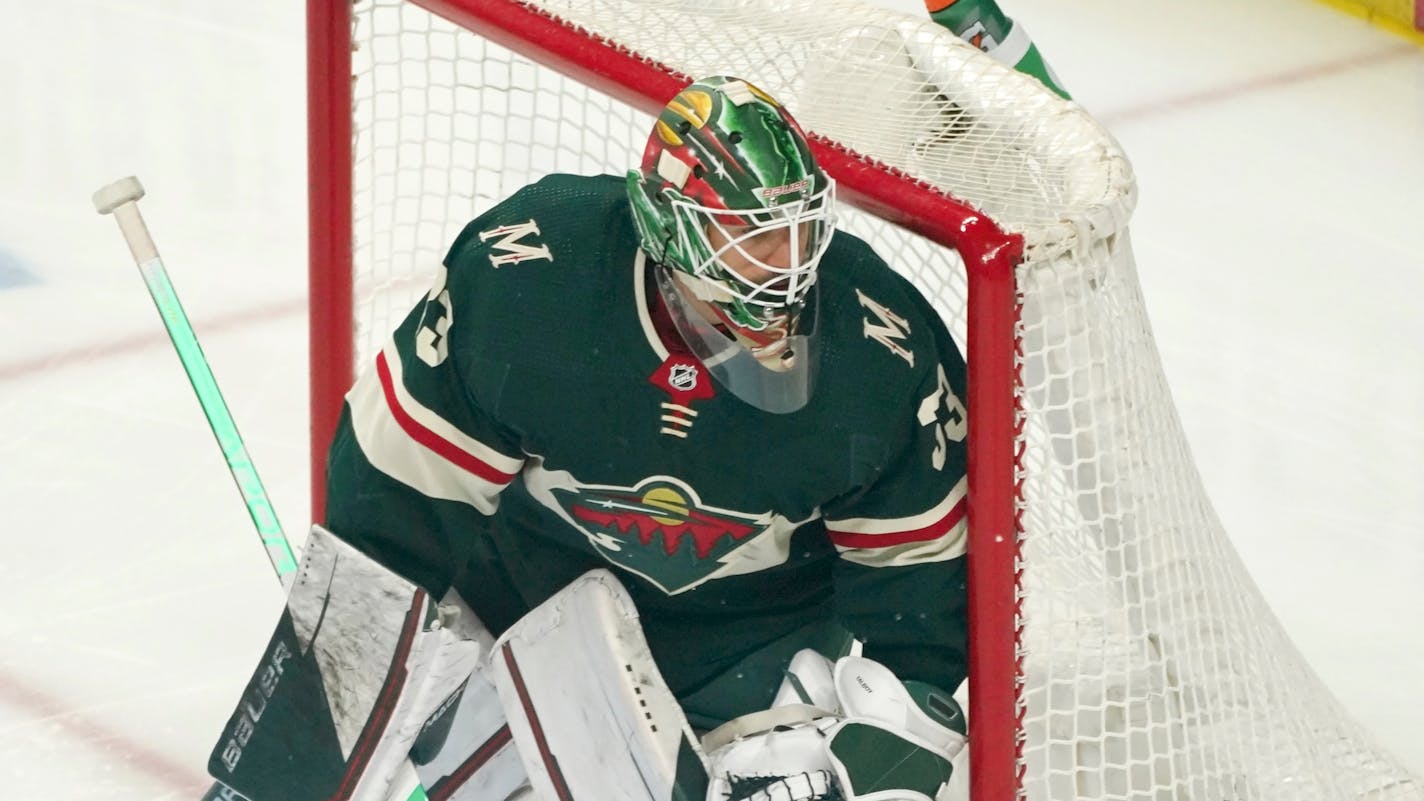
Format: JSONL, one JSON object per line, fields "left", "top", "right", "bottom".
{"left": 339, "top": 0, "right": 1423, "bottom": 798}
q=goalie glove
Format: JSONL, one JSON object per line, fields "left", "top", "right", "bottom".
{"left": 703, "top": 653, "right": 966, "bottom": 801}
{"left": 824, "top": 657, "right": 966, "bottom": 801}
{"left": 703, "top": 705, "right": 839, "bottom": 801}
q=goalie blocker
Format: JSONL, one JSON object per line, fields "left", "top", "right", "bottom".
{"left": 207, "top": 526, "right": 490, "bottom": 801}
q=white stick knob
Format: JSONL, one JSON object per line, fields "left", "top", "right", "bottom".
{"left": 93, "top": 176, "right": 157, "bottom": 263}
{"left": 92, "top": 176, "right": 146, "bottom": 215}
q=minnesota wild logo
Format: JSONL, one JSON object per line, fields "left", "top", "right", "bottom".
{"left": 551, "top": 477, "right": 769, "bottom": 594}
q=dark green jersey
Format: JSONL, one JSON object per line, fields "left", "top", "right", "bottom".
{"left": 326, "top": 174, "right": 969, "bottom": 724}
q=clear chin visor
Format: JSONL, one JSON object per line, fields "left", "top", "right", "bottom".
{"left": 656, "top": 267, "right": 819, "bottom": 414}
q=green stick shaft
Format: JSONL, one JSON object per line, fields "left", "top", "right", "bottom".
{"left": 94, "top": 178, "right": 298, "bottom": 590}
{"left": 96, "top": 178, "right": 427, "bottom": 801}
{"left": 135, "top": 254, "right": 298, "bottom": 589}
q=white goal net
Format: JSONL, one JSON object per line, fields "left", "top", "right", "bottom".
{"left": 308, "top": 0, "right": 1424, "bottom": 798}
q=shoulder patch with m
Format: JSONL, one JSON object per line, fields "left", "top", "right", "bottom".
{"left": 479, "top": 219, "right": 553, "bottom": 267}
{"left": 855, "top": 288, "right": 914, "bottom": 367}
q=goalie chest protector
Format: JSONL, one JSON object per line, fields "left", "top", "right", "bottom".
{"left": 337, "top": 173, "right": 968, "bottom": 698}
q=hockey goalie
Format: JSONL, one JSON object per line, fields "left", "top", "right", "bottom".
{"left": 209, "top": 73, "right": 972, "bottom": 801}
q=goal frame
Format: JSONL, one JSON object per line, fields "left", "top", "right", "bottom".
{"left": 305, "top": 0, "right": 1027, "bottom": 798}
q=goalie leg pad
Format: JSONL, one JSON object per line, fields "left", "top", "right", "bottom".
{"left": 208, "top": 525, "right": 489, "bottom": 801}
{"left": 413, "top": 659, "right": 529, "bottom": 801}
{"left": 487, "top": 569, "right": 710, "bottom": 801}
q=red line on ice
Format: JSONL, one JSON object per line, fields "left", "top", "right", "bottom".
{"left": 0, "top": 667, "right": 210, "bottom": 793}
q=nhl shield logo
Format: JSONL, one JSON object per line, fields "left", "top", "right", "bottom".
{"left": 669, "top": 363, "right": 699, "bottom": 392}
{"left": 650, "top": 355, "right": 714, "bottom": 404}
{"left": 649, "top": 355, "right": 715, "bottom": 438}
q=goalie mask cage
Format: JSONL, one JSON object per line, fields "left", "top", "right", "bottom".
{"left": 306, "top": 1, "right": 1423, "bottom": 799}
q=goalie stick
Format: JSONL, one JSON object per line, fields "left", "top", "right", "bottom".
{"left": 94, "top": 180, "right": 718, "bottom": 801}
{"left": 92, "top": 176, "right": 299, "bottom": 590}
{"left": 93, "top": 177, "right": 429, "bottom": 801}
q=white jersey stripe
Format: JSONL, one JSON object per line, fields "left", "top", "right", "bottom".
{"left": 824, "top": 477, "right": 967, "bottom": 535}
{"left": 824, "top": 479, "right": 968, "bottom": 565}
{"left": 834, "top": 515, "right": 967, "bottom": 567}
{"left": 346, "top": 340, "right": 524, "bottom": 514}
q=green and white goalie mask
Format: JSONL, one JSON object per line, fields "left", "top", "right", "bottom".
{"left": 628, "top": 75, "right": 837, "bottom": 414}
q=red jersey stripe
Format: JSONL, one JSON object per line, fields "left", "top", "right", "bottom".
{"left": 375, "top": 351, "right": 520, "bottom": 486}
{"left": 826, "top": 498, "right": 966, "bottom": 550}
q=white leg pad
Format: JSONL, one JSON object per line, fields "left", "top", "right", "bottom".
{"left": 487, "top": 569, "right": 710, "bottom": 801}
{"left": 414, "top": 664, "right": 528, "bottom": 801}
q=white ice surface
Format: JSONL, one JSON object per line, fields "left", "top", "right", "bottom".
{"left": 0, "top": 0, "right": 1419, "bottom": 797}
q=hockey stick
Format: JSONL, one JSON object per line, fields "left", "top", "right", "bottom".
{"left": 93, "top": 177, "right": 429, "bottom": 801}
{"left": 92, "top": 176, "right": 299, "bottom": 590}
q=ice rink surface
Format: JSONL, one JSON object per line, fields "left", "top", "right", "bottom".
{"left": 1, "top": 0, "right": 1420, "bottom": 797}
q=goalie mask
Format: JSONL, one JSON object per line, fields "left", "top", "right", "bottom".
{"left": 628, "top": 75, "right": 837, "bottom": 414}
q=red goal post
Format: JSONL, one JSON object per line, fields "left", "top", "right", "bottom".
{"left": 306, "top": 1, "right": 1423, "bottom": 799}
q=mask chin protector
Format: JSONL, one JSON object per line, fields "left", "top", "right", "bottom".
{"left": 657, "top": 266, "right": 819, "bottom": 414}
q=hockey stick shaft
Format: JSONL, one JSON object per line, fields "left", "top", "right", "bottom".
{"left": 94, "top": 177, "right": 429, "bottom": 801}
{"left": 92, "top": 176, "right": 298, "bottom": 589}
